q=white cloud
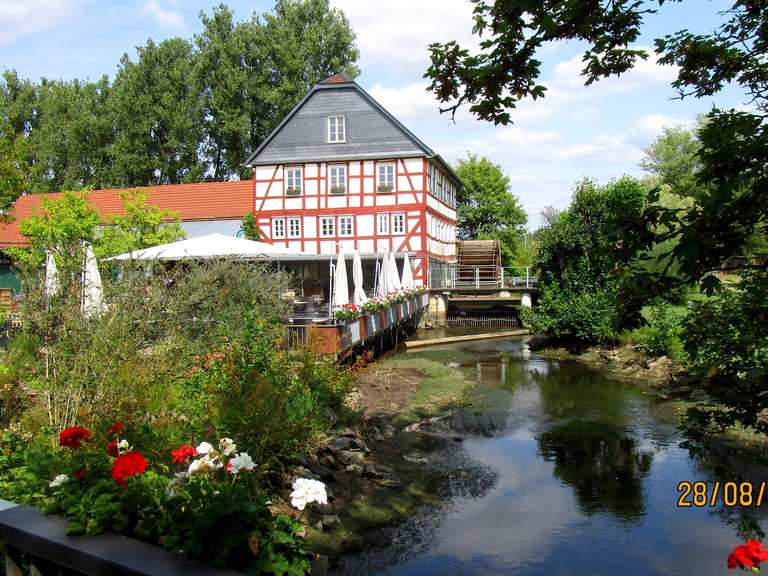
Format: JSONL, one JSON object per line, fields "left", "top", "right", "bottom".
{"left": 367, "top": 82, "right": 438, "bottom": 119}
{"left": 0, "top": 0, "right": 80, "bottom": 45}
{"left": 631, "top": 113, "right": 690, "bottom": 140}
{"left": 143, "top": 0, "right": 184, "bottom": 28}
{"left": 331, "top": 0, "right": 476, "bottom": 71}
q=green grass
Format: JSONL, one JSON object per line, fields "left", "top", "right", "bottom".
{"left": 379, "top": 356, "right": 473, "bottom": 425}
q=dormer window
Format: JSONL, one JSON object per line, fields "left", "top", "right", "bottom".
{"left": 327, "top": 115, "right": 345, "bottom": 143}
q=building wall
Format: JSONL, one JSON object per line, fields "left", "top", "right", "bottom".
{"left": 252, "top": 157, "right": 456, "bottom": 286}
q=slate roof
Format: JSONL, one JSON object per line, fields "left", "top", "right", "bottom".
{"left": 245, "top": 73, "right": 462, "bottom": 188}
{"left": 0, "top": 181, "right": 252, "bottom": 248}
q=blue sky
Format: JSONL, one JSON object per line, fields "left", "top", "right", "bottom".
{"left": 0, "top": 0, "right": 749, "bottom": 228}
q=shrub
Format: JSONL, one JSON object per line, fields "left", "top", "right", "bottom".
{"left": 681, "top": 270, "right": 768, "bottom": 433}
{"left": 634, "top": 302, "right": 686, "bottom": 360}
{"left": 522, "top": 283, "right": 620, "bottom": 345}
{"left": 8, "top": 259, "right": 291, "bottom": 433}
{"left": 178, "top": 311, "right": 350, "bottom": 469}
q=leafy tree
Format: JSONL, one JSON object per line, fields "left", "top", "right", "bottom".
{"left": 425, "top": 0, "right": 768, "bottom": 288}
{"left": 97, "top": 190, "right": 185, "bottom": 258}
{"left": 526, "top": 177, "right": 654, "bottom": 341}
{"left": 241, "top": 212, "right": 261, "bottom": 241}
{"left": 640, "top": 125, "right": 702, "bottom": 198}
{"left": 0, "top": 122, "right": 28, "bottom": 212}
{"left": 454, "top": 154, "right": 527, "bottom": 264}
{"left": 682, "top": 270, "right": 768, "bottom": 435}
{"left": 195, "top": 1, "right": 359, "bottom": 180}
{"left": 8, "top": 191, "right": 100, "bottom": 281}
{"left": 110, "top": 38, "right": 204, "bottom": 186}
{"left": 0, "top": 1, "right": 360, "bottom": 188}
{"left": 9, "top": 190, "right": 185, "bottom": 282}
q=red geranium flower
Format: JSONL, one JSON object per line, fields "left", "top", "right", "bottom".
{"left": 111, "top": 452, "right": 148, "bottom": 487}
{"left": 171, "top": 444, "right": 196, "bottom": 463}
{"left": 728, "top": 540, "right": 768, "bottom": 570}
{"left": 73, "top": 468, "right": 88, "bottom": 481}
{"left": 107, "top": 421, "right": 123, "bottom": 435}
{"left": 59, "top": 426, "right": 92, "bottom": 449}
{"left": 107, "top": 439, "right": 119, "bottom": 457}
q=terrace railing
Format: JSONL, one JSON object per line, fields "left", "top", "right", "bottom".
{"left": 429, "top": 265, "right": 537, "bottom": 290}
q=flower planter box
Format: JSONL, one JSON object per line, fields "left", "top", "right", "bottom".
{"left": 384, "top": 306, "right": 396, "bottom": 325}
{"left": 398, "top": 302, "right": 408, "bottom": 320}
{"left": 421, "top": 292, "right": 430, "bottom": 308}
{"left": 365, "top": 312, "right": 380, "bottom": 336}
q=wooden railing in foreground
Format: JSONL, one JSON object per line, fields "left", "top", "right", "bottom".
{"left": 0, "top": 499, "right": 328, "bottom": 576}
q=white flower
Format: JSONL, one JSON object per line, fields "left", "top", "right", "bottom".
{"left": 49, "top": 474, "right": 68, "bottom": 488}
{"left": 187, "top": 454, "right": 220, "bottom": 475}
{"left": 196, "top": 441, "right": 213, "bottom": 455}
{"left": 219, "top": 437, "right": 237, "bottom": 456}
{"left": 290, "top": 478, "right": 328, "bottom": 511}
{"left": 117, "top": 439, "right": 130, "bottom": 453}
{"left": 227, "top": 452, "right": 255, "bottom": 474}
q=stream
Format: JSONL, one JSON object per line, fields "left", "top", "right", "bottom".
{"left": 335, "top": 335, "right": 768, "bottom": 575}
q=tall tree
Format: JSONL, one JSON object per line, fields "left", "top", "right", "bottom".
{"left": 425, "top": 0, "right": 768, "bottom": 288}
{"left": 195, "top": 1, "right": 359, "bottom": 180}
{"left": 454, "top": 154, "right": 528, "bottom": 264}
{"left": 0, "top": 121, "right": 28, "bottom": 212}
{"left": 640, "top": 125, "right": 702, "bottom": 198}
{"left": 110, "top": 38, "right": 204, "bottom": 187}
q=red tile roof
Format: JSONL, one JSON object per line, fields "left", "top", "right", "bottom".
{"left": 0, "top": 181, "right": 253, "bottom": 248}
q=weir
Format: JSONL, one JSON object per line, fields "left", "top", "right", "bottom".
{"left": 427, "top": 240, "right": 538, "bottom": 326}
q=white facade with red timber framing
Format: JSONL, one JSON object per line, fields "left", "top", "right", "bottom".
{"left": 245, "top": 72, "right": 460, "bottom": 287}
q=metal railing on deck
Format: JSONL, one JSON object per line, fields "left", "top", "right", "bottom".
{"left": 429, "top": 265, "right": 537, "bottom": 290}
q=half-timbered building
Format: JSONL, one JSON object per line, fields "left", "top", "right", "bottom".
{"left": 244, "top": 72, "right": 460, "bottom": 287}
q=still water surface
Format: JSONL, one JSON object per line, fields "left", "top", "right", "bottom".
{"left": 338, "top": 336, "right": 768, "bottom": 576}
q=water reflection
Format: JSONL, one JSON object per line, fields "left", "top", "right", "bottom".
{"left": 336, "top": 338, "right": 768, "bottom": 576}
{"left": 538, "top": 421, "right": 653, "bottom": 521}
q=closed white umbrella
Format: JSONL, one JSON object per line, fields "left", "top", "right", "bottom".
{"left": 352, "top": 248, "right": 367, "bottom": 306}
{"left": 333, "top": 249, "right": 349, "bottom": 308}
{"left": 400, "top": 252, "right": 415, "bottom": 289}
{"left": 81, "top": 245, "right": 104, "bottom": 318}
{"left": 376, "top": 249, "right": 390, "bottom": 298}
{"left": 44, "top": 251, "right": 60, "bottom": 298}
{"left": 388, "top": 251, "right": 401, "bottom": 292}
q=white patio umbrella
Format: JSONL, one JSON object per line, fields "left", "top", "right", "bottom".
{"left": 44, "top": 251, "right": 60, "bottom": 298}
{"left": 400, "top": 252, "right": 415, "bottom": 289}
{"left": 388, "top": 250, "right": 401, "bottom": 292}
{"left": 332, "top": 249, "right": 349, "bottom": 308}
{"left": 352, "top": 248, "right": 367, "bottom": 306}
{"left": 81, "top": 245, "right": 104, "bottom": 318}
{"left": 376, "top": 249, "right": 390, "bottom": 298}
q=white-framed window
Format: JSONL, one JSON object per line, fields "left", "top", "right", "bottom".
{"left": 339, "top": 215, "right": 353, "bottom": 237}
{"left": 392, "top": 213, "right": 405, "bottom": 235}
{"left": 320, "top": 216, "right": 335, "bottom": 237}
{"left": 329, "top": 164, "right": 347, "bottom": 194}
{"left": 327, "top": 115, "right": 345, "bottom": 143}
{"left": 285, "top": 166, "right": 302, "bottom": 195}
{"left": 287, "top": 216, "right": 301, "bottom": 238}
{"left": 377, "top": 162, "right": 395, "bottom": 192}
{"left": 377, "top": 213, "right": 389, "bottom": 235}
{"left": 272, "top": 217, "right": 285, "bottom": 239}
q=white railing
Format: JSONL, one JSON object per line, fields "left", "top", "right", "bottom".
{"left": 429, "top": 265, "right": 537, "bottom": 290}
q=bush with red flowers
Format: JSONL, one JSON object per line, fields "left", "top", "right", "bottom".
{"left": 42, "top": 422, "right": 309, "bottom": 574}
{"left": 728, "top": 540, "right": 768, "bottom": 571}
